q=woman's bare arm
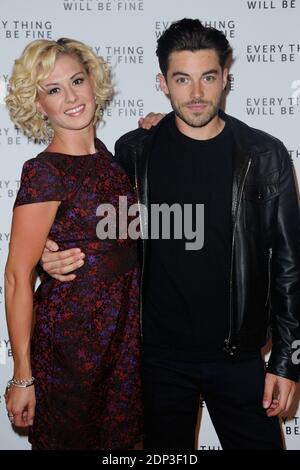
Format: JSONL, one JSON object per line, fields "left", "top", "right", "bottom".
{"left": 5, "top": 201, "right": 59, "bottom": 426}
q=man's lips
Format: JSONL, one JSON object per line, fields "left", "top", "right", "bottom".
{"left": 186, "top": 102, "right": 208, "bottom": 112}
{"left": 64, "top": 104, "right": 85, "bottom": 116}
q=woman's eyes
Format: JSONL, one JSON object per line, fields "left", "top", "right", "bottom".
{"left": 48, "top": 87, "right": 60, "bottom": 95}
{"left": 73, "top": 77, "right": 84, "bottom": 86}
{"left": 48, "top": 78, "right": 84, "bottom": 95}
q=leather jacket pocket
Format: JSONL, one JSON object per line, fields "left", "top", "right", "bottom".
{"left": 244, "top": 174, "right": 279, "bottom": 232}
{"left": 245, "top": 183, "right": 278, "bottom": 203}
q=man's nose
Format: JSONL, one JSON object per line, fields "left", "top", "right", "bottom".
{"left": 191, "top": 81, "right": 204, "bottom": 99}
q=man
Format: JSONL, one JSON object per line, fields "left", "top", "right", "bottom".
{"left": 41, "top": 19, "right": 300, "bottom": 450}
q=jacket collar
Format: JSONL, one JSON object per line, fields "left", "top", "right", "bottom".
{"left": 157, "top": 109, "right": 265, "bottom": 157}
{"left": 146, "top": 109, "right": 264, "bottom": 191}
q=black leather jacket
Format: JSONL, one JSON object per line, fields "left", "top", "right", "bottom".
{"left": 115, "top": 111, "right": 300, "bottom": 381}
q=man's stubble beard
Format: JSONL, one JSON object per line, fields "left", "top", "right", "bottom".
{"left": 170, "top": 96, "right": 221, "bottom": 129}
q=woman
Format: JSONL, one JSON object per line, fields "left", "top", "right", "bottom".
{"left": 4, "top": 37, "right": 145, "bottom": 450}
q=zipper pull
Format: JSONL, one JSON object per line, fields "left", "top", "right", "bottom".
{"left": 223, "top": 339, "right": 237, "bottom": 356}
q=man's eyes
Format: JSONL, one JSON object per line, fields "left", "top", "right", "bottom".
{"left": 176, "top": 77, "right": 189, "bottom": 84}
{"left": 203, "top": 75, "right": 216, "bottom": 82}
{"left": 175, "top": 75, "right": 216, "bottom": 85}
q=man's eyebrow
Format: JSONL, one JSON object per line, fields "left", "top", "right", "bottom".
{"left": 171, "top": 71, "right": 190, "bottom": 78}
{"left": 171, "top": 69, "right": 219, "bottom": 78}
{"left": 202, "top": 69, "right": 219, "bottom": 75}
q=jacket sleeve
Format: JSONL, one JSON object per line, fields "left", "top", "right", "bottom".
{"left": 267, "top": 143, "right": 300, "bottom": 381}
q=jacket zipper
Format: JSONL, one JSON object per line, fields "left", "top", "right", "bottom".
{"left": 134, "top": 155, "right": 145, "bottom": 341}
{"left": 265, "top": 247, "right": 272, "bottom": 307}
{"left": 134, "top": 128, "right": 158, "bottom": 343}
{"left": 224, "top": 157, "right": 252, "bottom": 356}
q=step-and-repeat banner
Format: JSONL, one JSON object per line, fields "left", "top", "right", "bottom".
{"left": 0, "top": 0, "right": 299, "bottom": 450}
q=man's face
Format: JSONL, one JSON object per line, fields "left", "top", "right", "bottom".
{"left": 158, "top": 49, "right": 228, "bottom": 132}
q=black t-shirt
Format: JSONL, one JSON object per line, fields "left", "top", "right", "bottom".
{"left": 143, "top": 117, "right": 234, "bottom": 359}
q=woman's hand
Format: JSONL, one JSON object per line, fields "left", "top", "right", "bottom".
{"left": 5, "top": 384, "right": 36, "bottom": 427}
{"left": 138, "top": 112, "right": 165, "bottom": 129}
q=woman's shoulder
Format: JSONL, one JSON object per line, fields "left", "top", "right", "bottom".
{"left": 21, "top": 153, "right": 66, "bottom": 175}
{"left": 15, "top": 153, "right": 67, "bottom": 208}
{"left": 95, "top": 138, "right": 113, "bottom": 155}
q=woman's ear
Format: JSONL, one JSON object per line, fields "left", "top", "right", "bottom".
{"left": 36, "top": 100, "right": 45, "bottom": 115}
{"left": 88, "top": 69, "right": 96, "bottom": 94}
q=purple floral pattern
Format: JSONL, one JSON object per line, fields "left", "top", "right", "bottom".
{"left": 14, "top": 139, "right": 142, "bottom": 449}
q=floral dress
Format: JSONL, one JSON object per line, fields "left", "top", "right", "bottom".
{"left": 14, "top": 139, "right": 142, "bottom": 450}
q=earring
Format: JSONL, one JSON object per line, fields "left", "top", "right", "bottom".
{"left": 42, "top": 114, "right": 48, "bottom": 121}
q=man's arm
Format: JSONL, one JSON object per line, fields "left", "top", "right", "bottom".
{"left": 267, "top": 144, "right": 300, "bottom": 381}
{"left": 263, "top": 143, "right": 300, "bottom": 415}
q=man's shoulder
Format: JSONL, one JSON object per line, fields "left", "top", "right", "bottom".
{"left": 115, "top": 112, "right": 174, "bottom": 153}
{"left": 115, "top": 127, "right": 151, "bottom": 151}
{"left": 225, "top": 112, "right": 285, "bottom": 151}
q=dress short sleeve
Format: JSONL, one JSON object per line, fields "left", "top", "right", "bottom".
{"left": 14, "top": 157, "right": 65, "bottom": 209}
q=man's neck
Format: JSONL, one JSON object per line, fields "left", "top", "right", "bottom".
{"left": 175, "top": 114, "right": 225, "bottom": 141}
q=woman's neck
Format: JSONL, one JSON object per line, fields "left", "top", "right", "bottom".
{"left": 46, "top": 126, "right": 97, "bottom": 155}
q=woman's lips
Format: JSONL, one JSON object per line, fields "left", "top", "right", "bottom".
{"left": 64, "top": 104, "right": 85, "bottom": 116}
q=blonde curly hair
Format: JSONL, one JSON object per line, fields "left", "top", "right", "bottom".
{"left": 5, "top": 38, "right": 112, "bottom": 141}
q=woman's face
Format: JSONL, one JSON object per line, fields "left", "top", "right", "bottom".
{"left": 36, "top": 53, "right": 96, "bottom": 135}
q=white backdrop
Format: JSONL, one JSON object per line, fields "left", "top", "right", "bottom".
{"left": 0, "top": 0, "right": 299, "bottom": 450}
